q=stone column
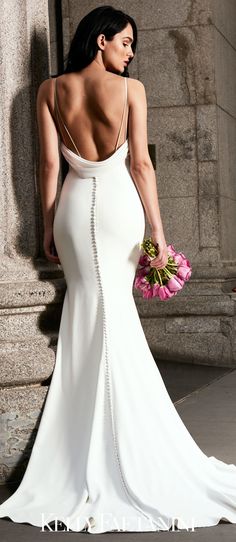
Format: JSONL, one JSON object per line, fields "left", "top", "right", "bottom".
{"left": 0, "top": 0, "right": 65, "bottom": 484}
{"left": 60, "top": 0, "right": 236, "bottom": 367}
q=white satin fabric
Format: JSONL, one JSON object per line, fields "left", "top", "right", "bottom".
{"left": 0, "top": 140, "right": 236, "bottom": 533}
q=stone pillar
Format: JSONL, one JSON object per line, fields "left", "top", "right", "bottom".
{"left": 60, "top": 0, "right": 236, "bottom": 366}
{"left": 0, "top": 0, "right": 65, "bottom": 484}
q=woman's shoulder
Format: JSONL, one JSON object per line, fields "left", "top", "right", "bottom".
{"left": 110, "top": 74, "right": 145, "bottom": 92}
{"left": 37, "top": 76, "right": 55, "bottom": 101}
{"left": 127, "top": 77, "right": 145, "bottom": 91}
{"left": 37, "top": 74, "right": 70, "bottom": 93}
{"left": 127, "top": 76, "right": 144, "bottom": 85}
{"left": 105, "top": 75, "right": 146, "bottom": 99}
{"left": 126, "top": 77, "right": 146, "bottom": 106}
{"left": 36, "top": 75, "right": 71, "bottom": 106}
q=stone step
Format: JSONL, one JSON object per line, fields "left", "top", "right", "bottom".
{"left": 134, "top": 291, "right": 235, "bottom": 316}
{"left": 0, "top": 278, "right": 66, "bottom": 308}
{"left": 142, "top": 317, "right": 235, "bottom": 366}
{"left": 0, "top": 337, "right": 56, "bottom": 387}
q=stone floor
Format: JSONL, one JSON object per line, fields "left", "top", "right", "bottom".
{"left": 0, "top": 360, "right": 236, "bottom": 541}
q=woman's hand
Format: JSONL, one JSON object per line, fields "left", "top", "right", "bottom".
{"left": 43, "top": 226, "right": 61, "bottom": 264}
{"left": 149, "top": 230, "right": 168, "bottom": 269}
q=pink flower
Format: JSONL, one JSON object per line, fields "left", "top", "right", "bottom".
{"left": 167, "top": 275, "right": 184, "bottom": 292}
{"left": 152, "top": 283, "right": 160, "bottom": 296}
{"left": 172, "top": 253, "right": 185, "bottom": 265}
{"left": 167, "top": 244, "right": 176, "bottom": 256}
{"left": 136, "top": 266, "right": 150, "bottom": 278}
{"left": 143, "top": 286, "right": 153, "bottom": 299}
{"left": 158, "top": 285, "right": 174, "bottom": 300}
{"left": 136, "top": 278, "right": 153, "bottom": 298}
{"left": 134, "top": 276, "right": 142, "bottom": 288}
{"left": 134, "top": 276, "right": 146, "bottom": 288}
{"left": 177, "top": 263, "right": 192, "bottom": 281}
{"left": 139, "top": 254, "right": 150, "bottom": 266}
{"left": 134, "top": 276, "right": 153, "bottom": 296}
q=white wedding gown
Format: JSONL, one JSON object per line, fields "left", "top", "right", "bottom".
{"left": 0, "top": 77, "right": 236, "bottom": 534}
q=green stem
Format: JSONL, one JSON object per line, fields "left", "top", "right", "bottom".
{"left": 163, "top": 269, "right": 173, "bottom": 279}
{"left": 156, "top": 268, "right": 163, "bottom": 286}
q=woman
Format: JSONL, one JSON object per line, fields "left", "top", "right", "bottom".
{"left": 0, "top": 5, "right": 236, "bottom": 534}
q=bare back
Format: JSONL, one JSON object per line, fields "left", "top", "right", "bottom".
{"left": 53, "top": 72, "right": 129, "bottom": 162}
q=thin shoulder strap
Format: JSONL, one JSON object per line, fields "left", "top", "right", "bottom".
{"left": 115, "top": 77, "right": 128, "bottom": 151}
{"left": 54, "top": 78, "right": 80, "bottom": 156}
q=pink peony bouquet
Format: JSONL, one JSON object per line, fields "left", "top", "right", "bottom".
{"left": 134, "top": 237, "right": 192, "bottom": 301}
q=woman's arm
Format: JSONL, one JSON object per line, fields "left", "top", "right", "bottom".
{"left": 36, "top": 78, "right": 60, "bottom": 263}
{"left": 128, "top": 79, "right": 168, "bottom": 270}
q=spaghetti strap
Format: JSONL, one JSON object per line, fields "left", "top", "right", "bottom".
{"left": 54, "top": 78, "right": 81, "bottom": 156}
{"left": 115, "top": 77, "right": 128, "bottom": 151}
